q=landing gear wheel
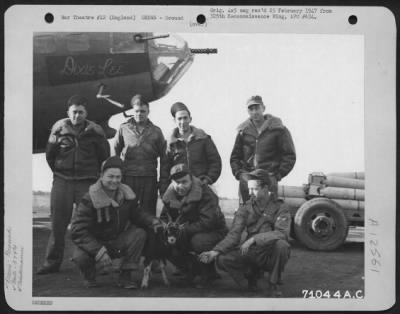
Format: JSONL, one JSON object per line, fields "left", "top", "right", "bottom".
{"left": 294, "top": 198, "right": 349, "bottom": 251}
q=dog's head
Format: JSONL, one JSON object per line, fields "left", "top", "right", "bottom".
{"left": 166, "top": 222, "right": 180, "bottom": 245}
{"left": 164, "top": 213, "right": 183, "bottom": 246}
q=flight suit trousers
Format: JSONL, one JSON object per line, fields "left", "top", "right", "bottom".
{"left": 71, "top": 225, "right": 147, "bottom": 278}
{"left": 123, "top": 176, "right": 158, "bottom": 216}
{"left": 217, "top": 239, "right": 290, "bottom": 288}
{"left": 43, "top": 176, "right": 95, "bottom": 269}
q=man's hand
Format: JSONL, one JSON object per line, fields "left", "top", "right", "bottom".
{"left": 152, "top": 218, "right": 165, "bottom": 233}
{"left": 178, "top": 223, "right": 187, "bottom": 237}
{"left": 97, "top": 251, "right": 113, "bottom": 272}
{"left": 198, "top": 175, "right": 212, "bottom": 186}
{"left": 198, "top": 251, "right": 220, "bottom": 264}
{"left": 240, "top": 237, "right": 255, "bottom": 255}
{"left": 57, "top": 135, "right": 74, "bottom": 148}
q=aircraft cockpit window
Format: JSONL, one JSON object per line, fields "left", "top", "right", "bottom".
{"left": 34, "top": 35, "right": 56, "bottom": 54}
{"left": 111, "top": 33, "right": 146, "bottom": 53}
{"left": 66, "top": 34, "right": 90, "bottom": 52}
{"left": 148, "top": 35, "right": 188, "bottom": 82}
{"left": 148, "top": 34, "right": 194, "bottom": 98}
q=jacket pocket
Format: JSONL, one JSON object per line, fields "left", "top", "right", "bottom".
{"left": 55, "top": 149, "right": 75, "bottom": 170}
{"left": 54, "top": 135, "right": 76, "bottom": 171}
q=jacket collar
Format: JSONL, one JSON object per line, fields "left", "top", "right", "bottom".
{"left": 162, "top": 176, "right": 203, "bottom": 211}
{"left": 127, "top": 118, "right": 153, "bottom": 127}
{"left": 125, "top": 118, "right": 153, "bottom": 133}
{"left": 167, "top": 126, "right": 208, "bottom": 145}
{"left": 237, "top": 114, "right": 284, "bottom": 136}
{"left": 89, "top": 180, "right": 136, "bottom": 209}
{"left": 56, "top": 118, "right": 105, "bottom": 137}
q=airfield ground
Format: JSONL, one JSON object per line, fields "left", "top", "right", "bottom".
{"left": 32, "top": 192, "right": 364, "bottom": 298}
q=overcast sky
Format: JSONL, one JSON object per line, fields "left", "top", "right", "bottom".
{"left": 33, "top": 33, "right": 364, "bottom": 198}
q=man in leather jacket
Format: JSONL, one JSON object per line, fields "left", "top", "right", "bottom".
{"left": 70, "top": 156, "right": 162, "bottom": 288}
{"left": 37, "top": 95, "right": 110, "bottom": 275}
{"left": 230, "top": 95, "right": 296, "bottom": 204}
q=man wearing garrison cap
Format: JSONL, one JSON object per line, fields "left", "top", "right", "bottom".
{"left": 199, "top": 169, "right": 291, "bottom": 297}
{"left": 160, "top": 163, "right": 228, "bottom": 288}
{"left": 37, "top": 95, "right": 110, "bottom": 275}
{"left": 230, "top": 95, "right": 296, "bottom": 204}
{"left": 70, "top": 156, "right": 163, "bottom": 289}
{"left": 113, "top": 94, "right": 168, "bottom": 216}
{"left": 161, "top": 101, "right": 222, "bottom": 194}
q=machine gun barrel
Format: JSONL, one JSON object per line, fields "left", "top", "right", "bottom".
{"left": 190, "top": 48, "right": 218, "bottom": 54}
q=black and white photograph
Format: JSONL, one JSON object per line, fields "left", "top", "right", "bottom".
{"left": 4, "top": 5, "right": 396, "bottom": 311}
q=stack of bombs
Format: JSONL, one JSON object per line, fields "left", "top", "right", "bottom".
{"left": 277, "top": 172, "right": 365, "bottom": 211}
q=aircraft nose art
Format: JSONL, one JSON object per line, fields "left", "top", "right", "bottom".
{"left": 45, "top": 53, "right": 150, "bottom": 86}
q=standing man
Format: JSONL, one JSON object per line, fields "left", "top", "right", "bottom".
{"left": 70, "top": 156, "right": 162, "bottom": 288}
{"left": 37, "top": 95, "right": 110, "bottom": 275}
{"left": 160, "top": 163, "right": 228, "bottom": 288}
{"left": 230, "top": 95, "right": 296, "bottom": 204}
{"left": 199, "top": 169, "right": 291, "bottom": 297}
{"left": 161, "top": 102, "right": 222, "bottom": 195}
{"left": 113, "top": 94, "right": 168, "bottom": 215}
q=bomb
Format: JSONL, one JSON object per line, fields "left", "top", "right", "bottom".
{"left": 324, "top": 176, "right": 364, "bottom": 189}
{"left": 326, "top": 172, "right": 364, "bottom": 180}
{"left": 319, "top": 187, "right": 364, "bottom": 201}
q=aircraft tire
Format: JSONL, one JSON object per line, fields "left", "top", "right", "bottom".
{"left": 294, "top": 198, "right": 349, "bottom": 251}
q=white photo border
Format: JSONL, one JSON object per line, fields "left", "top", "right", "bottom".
{"left": 4, "top": 5, "right": 396, "bottom": 311}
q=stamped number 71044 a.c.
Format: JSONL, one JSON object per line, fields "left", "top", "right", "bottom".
{"left": 302, "top": 290, "right": 364, "bottom": 299}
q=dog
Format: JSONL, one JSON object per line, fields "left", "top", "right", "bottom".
{"left": 141, "top": 213, "right": 184, "bottom": 288}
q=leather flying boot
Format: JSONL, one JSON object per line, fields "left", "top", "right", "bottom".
{"left": 118, "top": 270, "right": 138, "bottom": 289}
{"left": 80, "top": 267, "right": 97, "bottom": 288}
{"left": 36, "top": 264, "right": 60, "bottom": 275}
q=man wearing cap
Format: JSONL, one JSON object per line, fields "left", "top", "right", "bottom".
{"left": 70, "top": 156, "right": 163, "bottom": 288}
{"left": 160, "top": 163, "right": 228, "bottom": 288}
{"left": 113, "top": 94, "right": 168, "bottom": 215}
{"left": 160, "top": 102, "right": 222, "bottom": 194}
{"left": 230, "top": 95, "right": 296, "bottom": 204}
{"left": 37, "top": 95, "right": 110, "bottom": 275}
{"left": 199, "top": 169, "right": 291, "bottom": 297}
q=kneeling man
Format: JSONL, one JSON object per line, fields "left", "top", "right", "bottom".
{"left": 160, "top": 163, "right": 228, "bottom": 288}
{"left": 70, "top": 156, "right": 161, "bottom": 288}
{"left": 199, "top": 169, "right": 291, "bottom": 297}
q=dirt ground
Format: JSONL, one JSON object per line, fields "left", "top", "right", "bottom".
{"left": 32, "top": 192, "right": 364, "bottom": 299}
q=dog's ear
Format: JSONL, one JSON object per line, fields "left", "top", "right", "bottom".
{"left": 163, "top": 225, "right": 169, "bottom": 238}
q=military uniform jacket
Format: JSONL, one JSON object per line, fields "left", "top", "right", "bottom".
{"left": 160, "top": 177, "right": 226, "bottom": 236}
{"left": 113, "top": 118, "right": 168, "bottom": 185}
{"left": 70, "top": 180, "right": 154, "bottom": 257}
{"left": 213, "top": 198, "right": 291, "bottom": 254}
{"left": 162, "top": 126, "right": 222, "bottom": 189}
{"left": 230, "top": 114, "right": 296, "bottom": 181}
{"left": 46, "top": 118, "right": 110, "bottom": 180}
